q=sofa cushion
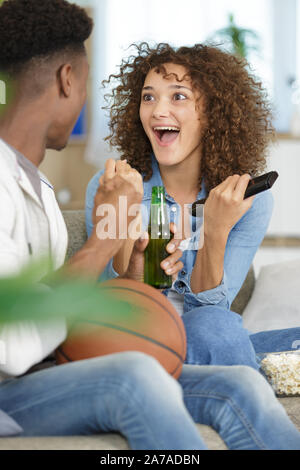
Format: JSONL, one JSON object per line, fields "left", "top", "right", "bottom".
{"left": 243, "top": 259, "right": 300, "bottom": 333}
{"left": 1, "top": 397, "right": 299, "bottom": 449}
{"left": 0, "top": 424, "right": 226, "bottom": 450}
{"left": 62, "top": 210, "right": 87, "bottom": 260}
{"left": 231, "top": 267, "right": 255, "bottom": 315}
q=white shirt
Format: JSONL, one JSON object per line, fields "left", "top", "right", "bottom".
{"left": 0, "top": 139, "right": 68, "bottom": 380}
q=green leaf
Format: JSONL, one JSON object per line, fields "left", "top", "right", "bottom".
{"left": 208, "top": 12, "right": 261, "bottom": 59}
{"left": 0, "top": 72, "right": 15, "bottom": 115}
{"left": 0, "top": 260, "right": 139, "bottom": 326}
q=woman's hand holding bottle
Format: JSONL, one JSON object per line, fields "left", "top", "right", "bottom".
{"left": 124, "top": 222, "right": 184, "bottom": 283}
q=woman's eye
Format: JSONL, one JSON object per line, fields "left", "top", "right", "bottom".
{"left": 142, "top": 94, "right": 154, "bottom": 102}
{"left": 174, "top": 93, "right": 186, "bottom": 101}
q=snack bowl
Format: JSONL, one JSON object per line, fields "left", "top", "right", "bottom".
{"left": 258, "top": 350, "right": 300, "bottom": 397}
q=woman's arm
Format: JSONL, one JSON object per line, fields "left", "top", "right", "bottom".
{"left": 183, "top": 182, "right": 273, "bottom": 313}
{"left": 224, "top": 189, "right": 274, "bottom": 304}
{"left": 190, "top": 229, "right": 227, "bottom": 294}
{"left": 190, "top": 174, "right": 254, "bottom": 294}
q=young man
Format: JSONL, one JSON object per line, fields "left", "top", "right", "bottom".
{"left": 0, "top": 0, "right": 299, "bottom": 450}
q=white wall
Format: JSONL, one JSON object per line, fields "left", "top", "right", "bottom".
{"left": 266, "top": 139, "right": 300, "bottom": 236}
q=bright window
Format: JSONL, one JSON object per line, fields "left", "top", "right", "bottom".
{"left": 105, "top": 0, "right": 273, "bottom": 93}
{"left": 72, "top": 0, "right": 296, "bottom": 163}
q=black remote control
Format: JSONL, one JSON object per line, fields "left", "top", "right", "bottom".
{"left": 190, "top": 171, "right": 278, "bottom": 217}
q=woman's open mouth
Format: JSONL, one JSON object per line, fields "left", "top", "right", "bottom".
{"left": 153, "top": 126, "right": 180, "bottom": 147}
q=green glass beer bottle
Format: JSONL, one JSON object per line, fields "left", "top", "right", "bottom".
{"left": 144, "top": 186, "right": 172, "bottom": 289}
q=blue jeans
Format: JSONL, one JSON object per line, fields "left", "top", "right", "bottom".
{"left": 182, "top": 305, "right": 300, "bottom": 369}
{"left": 0, "top": 351, "right": 299, "bottom": 450}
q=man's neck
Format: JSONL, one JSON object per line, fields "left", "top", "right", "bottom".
{"left": 0, "top": 104, "right": 49, "bottom": 168}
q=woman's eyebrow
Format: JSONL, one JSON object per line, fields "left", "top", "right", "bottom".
{"left": 169, "top": 85, "right": 192, "bottom": 91}
{"left": 142, "top": 85, "right": 192, "bottom": 91}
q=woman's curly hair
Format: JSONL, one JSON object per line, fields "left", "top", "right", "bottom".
{"left": 103, "top": 42, "right": 275, "bottom": 193}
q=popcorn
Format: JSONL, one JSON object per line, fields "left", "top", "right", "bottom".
{"left": 260, "top": 352, "right": 300, "bottom": 396}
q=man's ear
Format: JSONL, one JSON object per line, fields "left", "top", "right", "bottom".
{"left": 56, "top": 63, "right": 73, "bottom": 98}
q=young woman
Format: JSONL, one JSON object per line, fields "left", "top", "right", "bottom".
{"left": 86, "top": 42, "right": 300, "bottom": 368}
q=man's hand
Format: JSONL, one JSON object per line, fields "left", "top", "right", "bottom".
{"left": 99, "top": 159, "right": 144, "bottom": 199}
{"left": 66, "top": 164, "right": 143, "bottom": 280}
{"left": 95, "top": 158, "right": 143, "bottom": 224}
{"left": 92, "top": 172, "right": 142, "bottom": 249}
{"left": 93, "top": 158, "right": 144, "bottom": 241}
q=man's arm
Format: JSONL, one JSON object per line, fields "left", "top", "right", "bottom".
{"left": 65, "top": 174, "right": 142, "bottom": 279}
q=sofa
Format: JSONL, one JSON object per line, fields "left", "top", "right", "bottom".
{"left": 0, "top": 210, "right": 299, "bottom": 450}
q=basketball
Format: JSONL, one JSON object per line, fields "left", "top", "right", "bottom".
{"left": 56, "top": 278, "right": 186, "bottom": 379}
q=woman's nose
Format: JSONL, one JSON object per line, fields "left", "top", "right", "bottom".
{"left": 152, "top": 99, "right": 170, "bottom": 118}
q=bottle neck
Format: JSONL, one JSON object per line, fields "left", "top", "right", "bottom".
{"left": 151, "top": 186, "right": 165, "bottom": 205}
{"left": 149, "top": 186, "right": 169, "bottom": 239}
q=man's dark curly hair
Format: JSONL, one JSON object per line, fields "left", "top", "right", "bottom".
{"left": 0, "top": 0, "right": 93, "bottom": 76}
{"left": 103, "top": 42, "right": 275, "bottom": 193}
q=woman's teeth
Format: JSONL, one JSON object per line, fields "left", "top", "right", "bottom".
{"left": 153, "top": 127, "right": 180, "bottom": 143}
